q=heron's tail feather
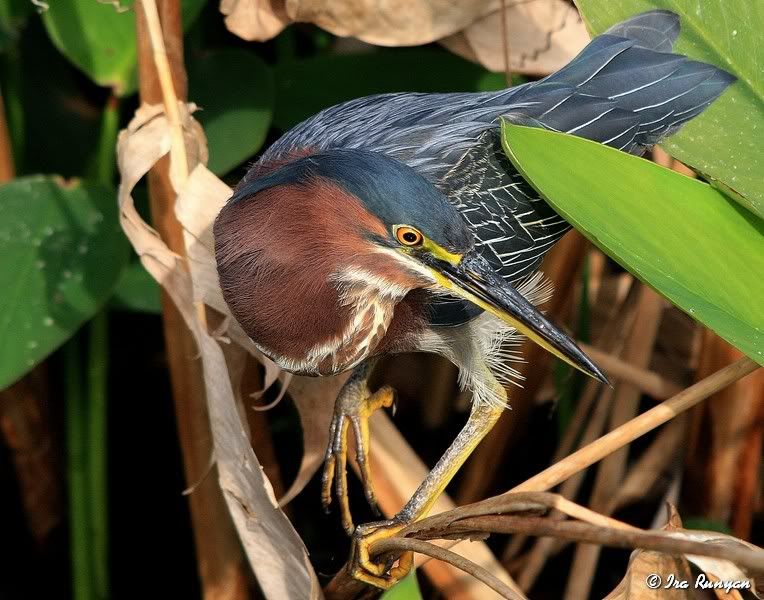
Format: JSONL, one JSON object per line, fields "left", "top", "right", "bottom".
{"left": 507, "top": 10, "right": 736, "bottom": 154}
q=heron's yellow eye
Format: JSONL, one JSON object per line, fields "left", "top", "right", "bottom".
{"left": 395, "top": 226, "right": 423, "bottom": 247}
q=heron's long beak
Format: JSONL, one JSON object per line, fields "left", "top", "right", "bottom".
{"left": 425, "top": 250, "right": 608, "bottom": 384}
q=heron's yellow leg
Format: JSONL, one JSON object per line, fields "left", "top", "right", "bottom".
{"left": 350, "top": 379, "right": 507, "bottom": 589}
{"left": 322, "top": 361, "right": 395, "bottom": 534}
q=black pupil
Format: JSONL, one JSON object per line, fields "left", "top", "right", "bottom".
{"left": 402, "top": 231, "right": 418, "bottom": 243}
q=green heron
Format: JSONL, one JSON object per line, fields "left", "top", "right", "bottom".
{"left": 214, "top": 10, "right": 734, "bottom": 588}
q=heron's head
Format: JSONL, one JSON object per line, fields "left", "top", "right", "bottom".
{"left": 214, "top": 149, "right": 604, "bottom": 381}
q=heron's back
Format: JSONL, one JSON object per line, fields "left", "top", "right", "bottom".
{"left": 248, "top": 10, "right": 734, "bottom": 325}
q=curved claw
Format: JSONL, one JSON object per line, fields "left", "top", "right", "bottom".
{"left": 349, "top": 519, "right": 414, "bottom": 589}
{"left": 322, "top": 385, "right": 395, "bottom": 534}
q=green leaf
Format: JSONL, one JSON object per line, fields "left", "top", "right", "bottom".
{"left": 41, "top": 0, "right": 206, "bottom": 96}
{"left": 501, "top": 123, "right": 764, "bottom": 365}
{"left": 381, "top": 572, "right": 423, "bottom": 600}
{"left": 274, "top": 49, "right": 509, "bottom": 131}
{"left": 188, "top": 49, "right": 274, "bottom": 175}
{"left": 573, "top": 0, "right": 764, "bottom": 218}
{"left": 41, "top": 0, "right": 137, "bottom": 96}
{"left": 0, "top": 0, "right": 33, "bottom": 51}
{"left": 111, "top": 260, "right": 161, "bottom": 313}
{"left": 0, "top": 176, "right": 128, "bottom": 389}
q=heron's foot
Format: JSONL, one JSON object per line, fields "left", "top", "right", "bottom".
{"left": 322, "top": 384, "right": 395, "bottom": 533}
{"left": 348, "top": 518, "right": 413, "bottom": 589}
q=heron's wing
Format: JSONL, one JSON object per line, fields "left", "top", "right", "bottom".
{"left": 253, "top": 10, "right": 734, "bottom": 324}
{"left": 440, "top": 130, "right": 569, "bottom": 281}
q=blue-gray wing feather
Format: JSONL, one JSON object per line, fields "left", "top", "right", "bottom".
{"left": 253, "top": 10, "right": 734, "bottom": 324}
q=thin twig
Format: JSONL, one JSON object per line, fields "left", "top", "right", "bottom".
{"left": 413, "top": 516, "right": 764, "bottom": 574}
{"left": 509, "top": 356, "right": 759, "bottom": 495}
{"left": 139, "top": 0, "right": 188, "bottom": 184}
{"left": 612, "top": 416, "right": 687, "bottom": 511}
{"left": 550, "top": 496, "right": 638, "bottom": 532}
{"left": 400, "top": 492, "right": 636, "bottom": 539}
{"left": 579, "top": 342, "right": 683, "bottom": 399}
{"left": 373, "top": 538, "right": 526, "bottom": 600}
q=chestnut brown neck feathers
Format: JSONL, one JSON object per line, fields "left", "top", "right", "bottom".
{"left": 213, "top": 177, "right": 427, "bottom": 376}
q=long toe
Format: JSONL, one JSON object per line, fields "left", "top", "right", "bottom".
{"left": 349, "top": 519, "right": 410, "bottom": 589}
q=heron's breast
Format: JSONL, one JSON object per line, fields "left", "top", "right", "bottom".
{"left": 260, "top": 288, "right": 395, "bottom": 376}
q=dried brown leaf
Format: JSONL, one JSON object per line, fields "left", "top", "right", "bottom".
{"left": 284, "top": 0, "right": 499, "bottom": 46}
{"left": 440, "top": 0, "right": 589, "bottom": 76}
{"left": 117, "top": 103, "right": 321, "bottom": 599}
{"left": 173, "top": 164, "right": 283, "bottom": 386}
{"left": 279, "top": 374, "right": 349, "bottom": 505}
{"left": 604, "top": 550, "right": 695, "bottom": 599}
{"left": 169, "top": 150, "right": 338, "bottom": 507}
{"left": 605, "top": 506, "right": 763, "bottom": 599}
{"left": 674, "top": 532, "right": 764, "bottom": 598}
{"left": 220, "top": 0, "right": 290, "bottom": 42}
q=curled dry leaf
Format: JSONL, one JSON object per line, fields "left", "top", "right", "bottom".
{"left": 172, "top": 164, "right": 339, "bottom": 504}
{"left": 172, "top": 163, "right": 282, "bottom": 380}
{"left": 440, "top": 0, "right": 589, "bottom": 76}
{"left": 223, "top": 0, "right": 500, "bottom": 45}
{"left": 286, "top": 0, "right": 499, "bottom": 46}
{"left": 604, "top": 549, "right": 695, "bottom": 599}
{"left": 664, "top": 506, "right": 764, "bottom": 598}
{"left": 605, "top": 505, "right": 763, "bottom": 599}
{"left": 117, "top": 103, "right": 321, "bottom": 599}
{"left": 220, "top": 0, "right": 290, "bottom": 42}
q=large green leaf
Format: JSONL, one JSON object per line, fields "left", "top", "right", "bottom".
{"left": 0, "top": 176, "right": 128, "bottom": 389}
{"left": 111, "top": 260, "right": 161, "bottom": 313}
{"left": 501, "top": 123, "right": 764, "bottom": 365}
{"left": 274, "top": 49, "right": 509, "bottom": 131}
{"left": 380, "top": 572, "right": 423, "bottom": 600}
{"left": 574, "top": 0, "right": 764, "bottom": 218}
{"left": 41, "top": 0, "right": 205, "bottom": 96}
{"left": 188, "top": 49, "right": 274, "bottom": 175}
{"left": 0, "top": 0, "right": 32, "bottom": 51}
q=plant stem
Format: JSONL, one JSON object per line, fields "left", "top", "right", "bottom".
{"left": 512, "top": 357, "right": 760, "bottom": 494}
{"left": 88, "top": 92, "right": 119, "bottom": 600}
{"left": 68, "top": 92, "right": 120, "bottom": 600}
{"left": 87, "top": 94, "right": 120, "bottom": 184}
{"left": 87, "top": 311, "right": 109, "bottom": 599}
{"left": 65, "top": 337, "right": 92, "bottom": 600}
{"left": 135, "top": 1, "right": 249, "bottom": 597}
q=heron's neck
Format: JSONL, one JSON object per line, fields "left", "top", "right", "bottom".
{"left": 300, "top": 272, "right": 401, "bottom": 375}
{"left": 254, "top": 266, "right": 404, "bottom": 376}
